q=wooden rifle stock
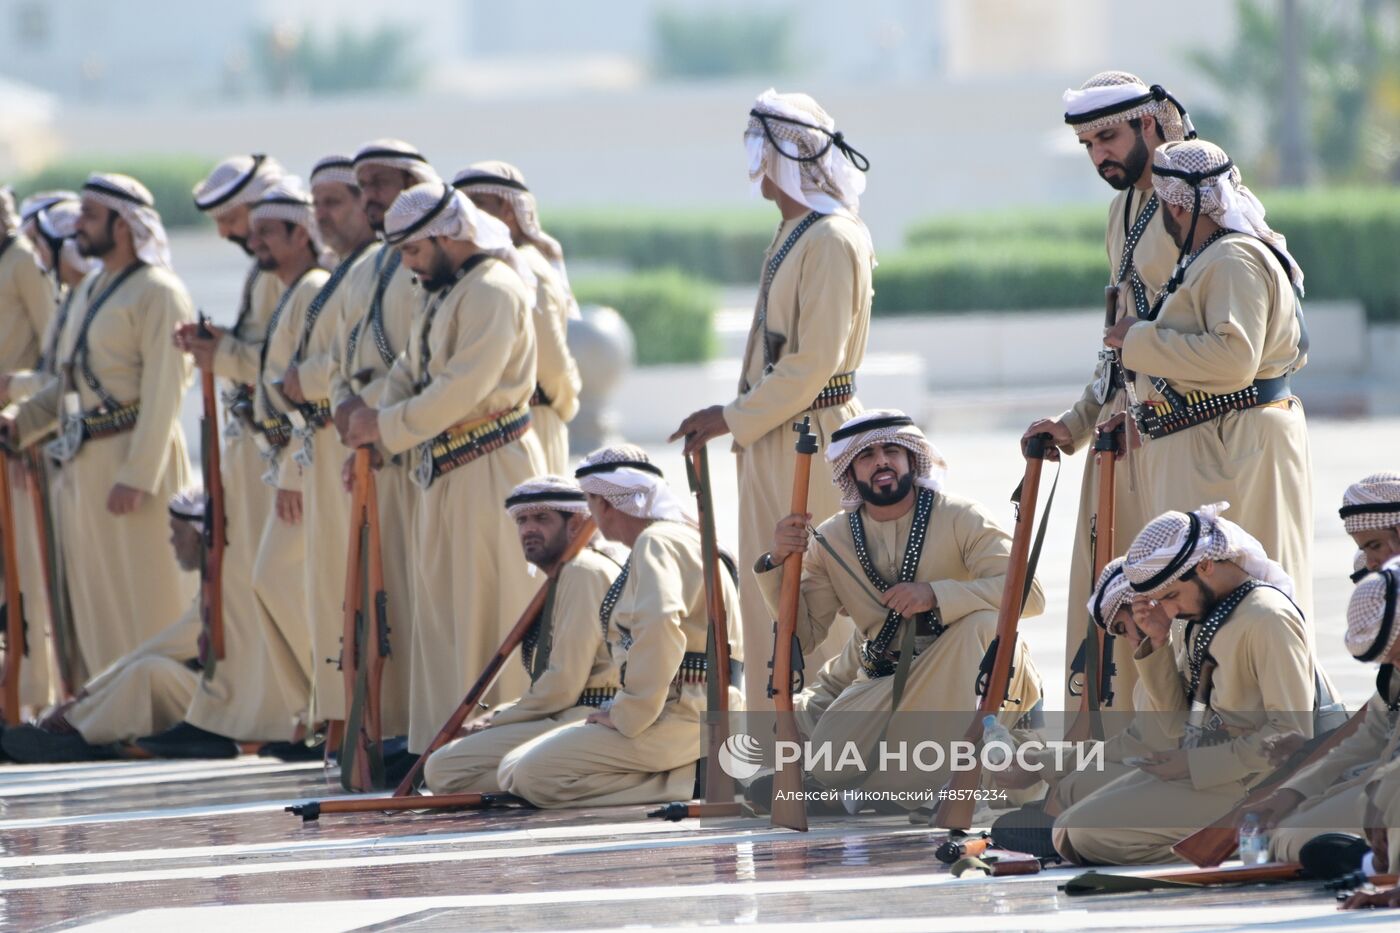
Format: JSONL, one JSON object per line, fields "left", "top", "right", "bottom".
{"left": 24, "top": 452, "right": 75, "bottom": 699}
{"left": 392, "top": 516, "right": 599, "bottom": 797}
{"left": 933, "top": 434, "right": 1052, "bottom": 830}
{"left": 1063, "top": 860, "right": 1310, "bottom": 896}
{"left": 0, "top": 451, "right": 25, "bottom": 724}
{"left": 340, "top": 448, "right": 388, "bottom": 791}
{"left": 769, "top": 417, "right": 817, "bottom": 832}
{"left": 1172, "top": 706, "right": 1368, "bottom": 867}
{"left": 687, "top": 446, "right": 735, "bottom": 804}
{"left": 1065, "top": 426, "right": 1122, "bottom": 743}
{"left": 196, "top": 313, "right": 226, "bottom": 670}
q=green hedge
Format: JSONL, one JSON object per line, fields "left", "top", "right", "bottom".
{"left": 549, "top": 208, "right": 774, "bottom": 283}
{"left": 14, "top": 155, "right": 213, "bottom": 230}
{"left": 892, "top": 187, "right": 1400, "bottom": 320}
{"left": 573, "top": 269, "right": 717, "bottom": 365}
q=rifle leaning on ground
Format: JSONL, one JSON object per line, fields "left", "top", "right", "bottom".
{"left": 769, "top": 417, "right": 818, "bottom": 833}
{"left": 1065, "top": 424, "right": 1123, "bottom": 744}
{"left": 690, "top": 445, "right": 735, "bottom": 804}
{"left": 391, "top": 516, "right": 600, "bottom": 797}
{"left": 1171, "top": 705, "right": 1368, "bottom": 868}
{"left": 24, "top": 450, "right": 77, "bottom": 699}
{"left": 0, "top": 449, "right": 26, "bottom": 724}
{"left": 932, "top": 433, "right": 1056, "bottom": 831}
{"left": 196, "top": 313, "right": 226, "bottom": 677}
{"left": 339, "top": 447, "right": 390, "bottom": 792}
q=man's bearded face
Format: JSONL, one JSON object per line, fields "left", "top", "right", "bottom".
{"left": 1079, "top": 123, "right": 1150, "bottom": 191}
{"left": 851, "top": 442, "right": 916, "bottom": 507}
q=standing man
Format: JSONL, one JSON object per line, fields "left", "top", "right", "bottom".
{"left": 1025, "top": 72, "right": 1191, "bottom": 712}
{"left": 340, "top": 182, "right": 547, "bottom": 763}
{"left": 1, "top": 173, "right": 195, "bottom": 673}
{"left": 453, "top": 162, "right": 580, "bottom": 474}
{"left": 279, "top": 156, "right": 391, "bottom": 737}
{"left": 1104, "top": 140, "right": 1313, "bottom": 619}
{"left": 328, "top": 140, "right": 438, "bottom": 758}
{"left": 671, "top": 89, "right": 875, "bottom": 712}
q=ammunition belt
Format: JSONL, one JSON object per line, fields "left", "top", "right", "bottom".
{"left": 80, "top": 402, "right": 140, "bottom": 441}
{"left": 810, "top": 371, "right": 856, "bottom": 410}
{"left": 414, "top": 405, "right": 531, "bottom": 489}
{"left": 529, "top": 384, "right": 552, "bottom": 408}
{"left": 576, "top": 686, "right": 619, "bottom": 708}
{"left": 1132, "top": 374, "right": 1292, "bottom": 441}
{"left": 674, "top": 651, "right": 709, "bottom": 687}
{"left": 252, "top": 415, "right": 293, "bottom": 451}
{"left": 290, "top": 398, "right": 332, "bottom": 431}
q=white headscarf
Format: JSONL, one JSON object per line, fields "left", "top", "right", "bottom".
{"left": 1088, "top": 558, "right": 1133, "bottom": 633}
{"left": 249, "top": 176, "right": 326, "bottom": 259}
{"left": 81, "top": 173, "right": 172, "bottom": 270}
{"left": 167, "top": 485, "right": 207, "bottom": 528}
{"left": 505, "top": 474, "right": 590, "bottom": 521}
{"left": 1151, "top": 140, "right": 1305, "bottom": 294}
{"left": 19, "top": 191, "right": 99, "bottom": 277}
{"left": 574, "top": 445, "right": 695, "bottom": 525}
{"left": 0, "top": 186, "right": 18, "bottom": 235}
{"left": 383, "top": 182, "right": 536, "bottom": 296}
{"left": 1346, "top": 557, "right": 1400, "bottom": 661}
{"left": 309, "top": 154, "right": 359, "bottom": 191}
{"left": 193, "top": 153, "right": 285, "bottom": 218}
{"left": 1124, "top": 501, "right": 1295, "bottom": 599}
{"left": 1062, "top": 70, "right": 1193, "bottom": 141}
{"left": 1339, "top": 471, "right": 1400, "bottom": 535}
{"left": 352, "top": 139, "right": 440, "bottom": 186}
{"left": 824, "top": 409, "right": 948, "bottom": 511}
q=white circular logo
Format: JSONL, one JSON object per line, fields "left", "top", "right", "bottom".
{"left": 718, "top": 732, "right": 764, "bottom": 780}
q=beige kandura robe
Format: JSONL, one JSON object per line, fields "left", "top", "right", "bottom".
{"left": 501, "top": 520, "right": 737, "bottom": 808}
{"left": 376, "top": 256, "right": 546, "bottom": 754}
{"left": 186, "top": 268, "right": 309, "bottom": 741}
{"left": 1122, "top": 234, "right": 1313, "bottom": 621}
{"left": 726, "top": 213, "right": 873, "bottom": 715}
{"left": 755, "top": 490, "right": 1046, "bottom": 803}
{"left": 1055, "top": 188, "right": 1177, "bottom": 714}
{"left": 13, "top": 263, "right": 196, "bottom": 674}
{"left": 1361, "top": 754, "right": 1400, "bottom": 873}
{"left": 424, "top": 544, "right": 623, "bottom": 793}
{"left": 329, "top": 244, "right": 419, "bottom": 736}
{"left": 1, "top": 237, "right": 57, "bottom": 707}
{"left": 1269, "top": 674, "right": 1400, "bottom": 861}
{"left": 65, "top": 603, "right": 200, "bottom": 743}
{"left": 1054, "top": 586, "right": 1318, "bottom": 865}
{"left": 519, "top": 244, "right": 580, "bottom": 475}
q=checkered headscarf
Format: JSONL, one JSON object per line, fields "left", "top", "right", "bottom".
{"left": 825, "top": 409, "right": 948, "bottom": 511}
{"left": 1152, "top": 139, "right": 1304, "bottom": 293}
{"left": 505, "top": 475, "right": 590, "bottom": 520}
{"left": 82, "top": 173, "right": 172, "bottom": 269}
{"left": 1340, "top": 472, "right": 1400, "bottom": 535}
{"left": 0, "top": 186, "right": 19, "bottom": 235}
{"left": 1124, "top": 501, "right": 1295, "bottom": 599}
{"left": 19, "top": 191, "right": 98, "bottom": 276}
{"left": 1346, "top": 557, "right": 1400, "bottom": 661}
{"left": 1063, "top": 70, "right": 1192, "bottom": 141}
{"left": 1089, "top": 557, "right": 1133, "bottom": 632}
{"left": 352, "top": 138, "right": 440, "bottom": 186}
{"left": 383, "top": 182, "right": 535, "bottom": 294}
{"left": 167, "top": 486, "right": 206, "bottom": 528}
{"left": 193, "top": 154, "right": 285, "bottom": 218}
{"left": 309, "top": 154, "right": 358, "bottom": 191}
{"left": 574, "top": 445, "right": 694, "bottom": 524}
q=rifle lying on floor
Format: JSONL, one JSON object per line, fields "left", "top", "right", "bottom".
{"left": 392, "top": 515, "right": 598, "bottom": 796}
{"left": 0, "top": 449, "right": 27, "bottom": 724}
{"left": 1064, "top": 424, "right": 1122, "bottom": 744}
{"left": 287, "top": 791, "right": 530, "bottom": 823}
{"left": 932, "top": 433, "right": 1056, "bottom": 831}
{"left": 1062, "top": 861, "right": 1400, "bottom": 896}
{"left": 196, "top": 313, "right": 227, "bottom": 678}
{"left": 339, "top": 447, "right": 390, "bottom": 792}
{"left": 1171, "top": 705, "right": 1368, "bottom": 867}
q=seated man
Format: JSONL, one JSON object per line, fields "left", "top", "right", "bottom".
{"left": 422, "top": 475, "right": 623, "bottom": 794}
{"left": 994, "top": 559, "right": 1175, "bottom": 816}
{"left": 1343, "top": 472, "right": 1400, "bottom": 575}
{"left": 2, "top": 488, "right": 205, "bottom": 762}
{"left": 1054, "top": 502, "right": 1323, "bottom": 865}
{"left": 500, "top": 446, "right": 737, "bottom": 808}
{"left": 755, "top": 410, "right": 1045, "bottom": 805}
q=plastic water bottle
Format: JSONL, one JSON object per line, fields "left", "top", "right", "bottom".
{"left": 1238, "top": 812, "right": 1270, "bottom": 865}
{"left": 982, "top": 714, "right": 1016, "bottom": 770}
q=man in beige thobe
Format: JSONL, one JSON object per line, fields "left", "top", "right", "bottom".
{"left": 756, "top": 410, "right": 1045, "bottom": 806}
{"left": 277, "top": 156, "right": 389, "bottom": 737}
{"left": 328, "top": 140, "right": 439, "bottom": 762}
{"left": 453, "top": 163, "right": 581, "bottom": 474}
{"left": 164, "top": 154, "right": 306, "bottom": 751}
{"left": 1025, "top": 72, "right": 1192, "bottom": 713}
{"left": 1, "top": 487, "right": 206, "bottom": 762}
{"left": 501, "top": 446, "right": 737, "bottom": 808}
{"left": 672, "top": 90, "right": 875, "bottom": 714}
{"left": 3, "top": 175, "right": 195, "bottom": 682}
{"left": 423, "top": 475, "right": 622, "bottom": 794}
{"left": 1104, "top": 139, "right": 1314, "bottom": 621}
{"left": 341, "top": 182, "right": 547, "bottom": 763}
{"left": 1054, "top": 504, "right": 1325, "bottom": 865}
